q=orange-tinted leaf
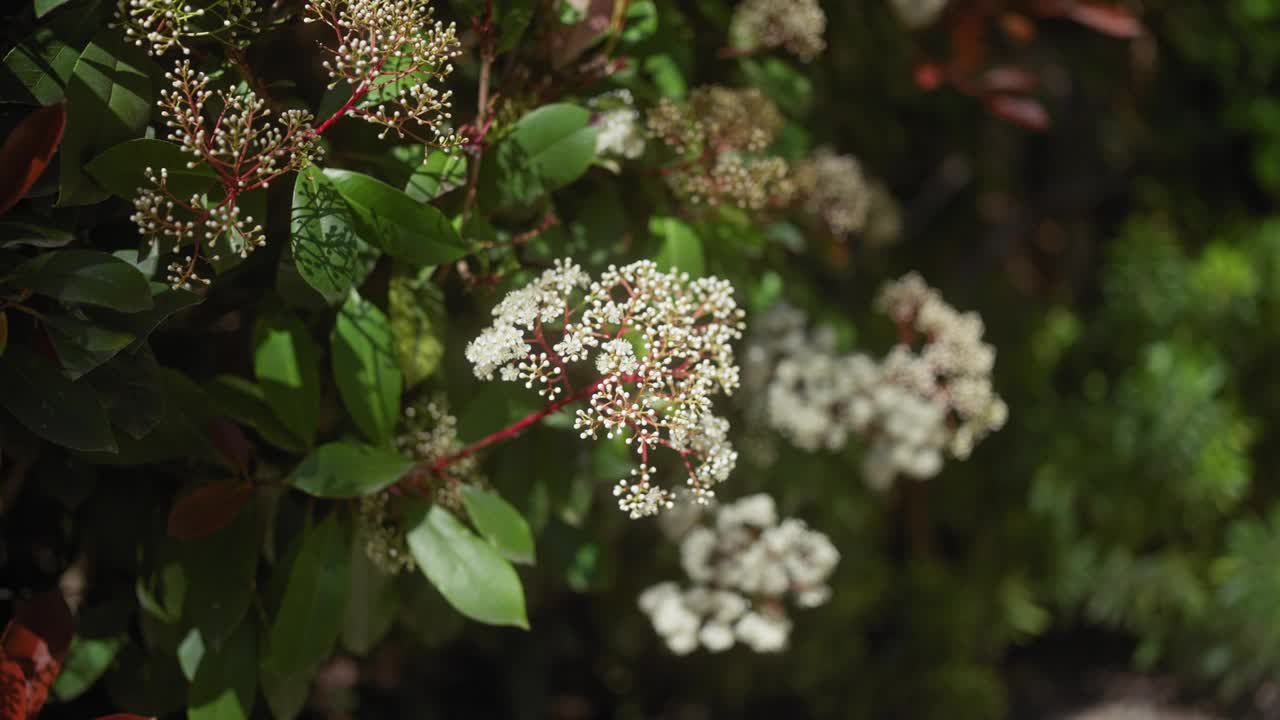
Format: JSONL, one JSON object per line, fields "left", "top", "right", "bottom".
{"left": 984, "top": 66, "right": 1039, "bottom": 93}
{"left": 986, "top": 95, "right": 1051, "bottom": 130}
{"left": 1, "top": 591, "right": 72, "bottom": 716}
{"left": 999, "top": 12, "right": 1037, "bottom": 44}
{"left": 1, "top": 660, "right": 30, "bottom": 720}
{"left": 0, "top": 104, "right": 66, "bottom": 216}
{"left": 1068, "top": 3, "right": 1143, "bottom": 38}
{"left": 207, "top": 418, "right": 253, "bottom": 475}
{"left": 167, "top": 481, "right": 254, "bottom": 539}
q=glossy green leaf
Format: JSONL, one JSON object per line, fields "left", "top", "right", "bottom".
{"left": 180, "top": 508, "right": 260, "bottom": 644}
{"left": 0, "top": 219, "right": 75, "bottom": 248}
{"left": 253, "top": 306, "right": 321, "bottom": 448}
{"left": 205, "top": 375, "right": 307, "bottom": 453}
{"left": 332, "top": 290, "right": 401, "bottom": 444}
{"left": 86, "top": 345, "right": 165, "bottom": 440}
{"left": 79, "top": 367, "right": 219, "bottom": 466}
{"left": 497, "top": 0, "right": 536, "bottom": 52}
{"left": 259, "top": 663, "right": 308, "bottom": 720}
{"left": 189, "top": 619, "right": 257, "bottom": 720}
{"left": 289, "top": 442, "right": 414, "bottom": 498}
{"left": 0, "top": 346, "right": 116, "bottom": 452}
{"left": 264, "top": 513, "right": 351, "bottom": 674}
{"left": 45, "top": 313, "right": 135, "bottom": 380}
{"left": 177, "top": 628, "right": 206, "bottom": 681}
{"left": 290, "top": 164, "right": 367, "bottom": 304}
{"left": 53, "top": 633, "right": 126, "bottom": 701}
{"left": 480, "top": 103, "right": 598, "bottom": 209}
{"left": 34, "top": 0, "right": 76, "bottom": 17}
{"left": 404, "top": 150, "right": 468, "bottom": 202}
{"left": 651, "top": 216, "right": 704, "bottom": 277}
{"left": 57, "top": 31, "right": 152, "bottom": 206}
{"left": 323, "top": 169, "right": 468, "bottom": 265}
{"left": 342, "top": 532, "right": 400, "bottom": 655}
{"left": 460, "top": 485, "right": 535, "bottom": 565}
{"left": 405, "top": 503, "right": 529, "bottom": 628}
{"left": 85, "top": 138, "right": 216, "bottom": 200}
{"left": 12, "top": 249, "right": 153, "bottom": 312}
{"left": 388, "top": 263, "right": 444, "bottom": 388}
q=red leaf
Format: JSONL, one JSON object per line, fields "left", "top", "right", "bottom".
{"left": 206, "top": 418, "right": 253, "bottom": 475}
{"left": 986, "top": 95, "right": 1051, "bottom": 130}
{"left": 1068, "top": 3, "right": 1143, "bottom": 38}
{"left": 0, "top": 104, "right": 66, "bottom": 216}
{"left": 1, "top": 591, "right": 72, "bottom": 717}
{"left": 167, "top": 481, "right": 254, "bottom": 539}
{"left": 1, "top": 660, "right": 30, "bottom": 720}
{"left": 984, "top": 66, "right": 1040, "bottom": 93}
{"left": 913, "top": 61, "right": 945, "bottom": 91}
{"left": 999, "top": 12, "right": 1037, "bottom": 44}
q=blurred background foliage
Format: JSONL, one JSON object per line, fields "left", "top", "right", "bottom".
{"left": 8, "top": 0, "right": 1280, "bottom": 718}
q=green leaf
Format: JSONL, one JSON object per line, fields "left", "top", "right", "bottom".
{"left": 460, "top": 485, "right": 535, "bottom": 565}
{"left": 45, "top": 313, "right": 135, "bottom": 380}
{"left": 85, "top": 138, "right": 216, "bottom": 200}
{"left": 739, "top": 57, "right": 813, "bottom": 116}
{"left": 404, "top": 150, "right": 468, "bottom": 202}
{"left": 0, "top": 219, "right": 74, "bottom": 248}
{"left": 388, "top": 263, "right": 444, "bottom": 388}
{"left": 651, "top": 216, "right": 704, "bottom": 277}
{"left": 323, "top": 169, "right": 468, "bottom": 265}
{"left": 265, "top": 513, "right": 351, "bottom": 674}
{"left": 259, "top": 663, "right": 308, "bottom": 720}
{"left": 1, "top": 34, "right": 78, "bottom": 105}
{"left": 0, "top": 346, "right": 115, "bottom": 452}
{"left": 189, "top": 619, "right": 257, "bottom": 720}
{"left": 58, "top": 31, "right": 153, "bottom": 206}
{"left": 253, "top": 306, "right": 321, "bottom": 448}
{"left": 205, "top": 375, "right": 307, "bottom": 453}
{"left": 480, "top": 103, "right": 598, "bottom": 209}
{"left": 34, "top": 0, "right": 75, "bottom": 17}
{"left": 405, "top": 503, "right": 529, "bottom": 628}
{"left": 11, "top": 249, "right": 153, "bottom": 312}
{"left": 177, "top": 628, "right": 206, "bottom": 681}
{"left": 290, "top": 164, "right": 367, "bottom": 304}
{"left": 86, "top": 344, "right": 166, "bottom": 439}
{"left": 53, "top": 633, "right": 126, "bottom": 701}
{"left": 497, "top": 0, "right": 537, "bottom": 52}
{"left": 79, "top": 367, "right": 219, "bottom": 466}
{"left": 180, "top": 508, "right": 260, "bottom": 644}
{"left": 342, "top": 532, "right": 400, "bottom": 655}
{"left": 332, "top": 290, "right": 402, "bottom": 444}
{"left": 289, "top": 442, "right": 414, "bottom": 498}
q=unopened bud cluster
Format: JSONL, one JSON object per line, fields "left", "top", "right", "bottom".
{"left": 465, "top": 260, "right": 745, "bottom": 519}
{"left": 638, "top": 493, "right": 839, "bottom": 654}
{"left": 116, "top": 0, "right": 259, "bottom": 55}
{"left": 729, "top": 0, "right": 827, "bottom": 62}
{"left": 794, "top": 149, "right": 872, "bottom": 238}
{"left": 745, "top": 274, "right": 1007, "bottom": 490}
{"left": 131, "top": 61, "right": 319, "bottom": 287}
{"left": 305, "top": 0, "right": 462, "bottom": 147}
{"left": 646, "top": 86, "right": 793, "bottom": 210}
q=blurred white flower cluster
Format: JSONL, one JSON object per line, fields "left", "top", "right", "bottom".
{"left": 890, "top": 0, "right": 951, "bottom": 29}
{"left": 591, "top": 90, "right": 646, "bottom": 164}
{"left": 466, "top": 260, "right": 745, "bottom": 519}
{"left": 794, "top": 148, "right": 872, "bottom": 239}
{"left": 729, "top": 0, "right": 828, "bottom": 62}
{"left": 744, "top": 273, "right": 1008, "bottom": 489}
{"left": 638, "top": 493, "right": 839, "bottom": 654}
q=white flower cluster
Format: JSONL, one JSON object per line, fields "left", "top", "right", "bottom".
{"left": 305, "top": 0, "right": 462, "bottom": 147}
{"left": 745, "top": 273, "right": 1008, "bottom": 490}
{"left": 794, "top": 149, "right": 872, "bottom": 238}
{"left": 116, "top": 0, "right": 259, "bottom": 56}
{"left": 891, "top": 0, "right": 951, "bottom": 29}
{"left": 591, "top": 90, "right": 645, "bottom": 163}
{"left": 729, "top": 0, "right": 828, "bottom": 62}
{"left": 465, "top": 260, "right": 745, "bottom": 519}
{"left": 638, "top": 493, "right": 839, "bottom": 654}
{"left": 131, "top": 61, "right": 319, "bottom": 288}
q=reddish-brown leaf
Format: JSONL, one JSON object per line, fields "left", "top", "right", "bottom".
{"left": 947, "top": 9, "right": 988, "bottom": 81}
{"left": 1, "top": 591, "right": 72, "bottom": 716}
{"left": 984, "top": 66, "right": 1040, "bottom": 93}
{"left": 207, "top": 418, "right": 253, "bottom": 475}
{"left": 1, "top": 660, "right": 30, "bottom": 720}
{"left": 0, "top": 104, "right": 66, "bottom": 216}
{"left": 913, "top": 61, "right": 945, "bottom": 91}
{"left": 1068, "top": 3, "right": 1143, "bottom": 38}
{"left": 999, "top": 12, "right": 1038, "bottom": 44}
{"left": 167, "top": 481, "right": 254, "bottom": 539}
{"left": 986, "top": 95, "right": 1051, "bottom": 130}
